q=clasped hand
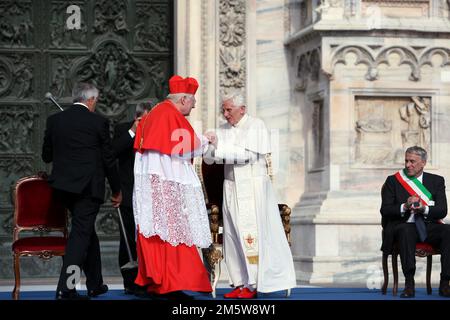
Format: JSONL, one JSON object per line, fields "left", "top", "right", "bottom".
{"left": 406, "top": 195, "right": 424, "bottom": 214}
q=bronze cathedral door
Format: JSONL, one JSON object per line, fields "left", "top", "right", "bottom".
{"left": 0, "top": 0, "right": 173, "bottom": 278}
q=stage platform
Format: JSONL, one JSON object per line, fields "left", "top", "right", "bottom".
{"left": 1, "top": 283, "right": 449, "bottom": 300}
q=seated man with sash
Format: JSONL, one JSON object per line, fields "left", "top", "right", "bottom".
{"left": 381, "top": 146, "right": 450, "bottom": 298}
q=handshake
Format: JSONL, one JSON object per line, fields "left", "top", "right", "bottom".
{"left": 204, "top": 131, "right": 217, "bottom": 147}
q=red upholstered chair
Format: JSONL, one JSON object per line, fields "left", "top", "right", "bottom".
{"left": 11, "top": 174, "right": 68, "bottom": 300}
{"left": 381, "top": 242, "right": 440, "bottom": 296}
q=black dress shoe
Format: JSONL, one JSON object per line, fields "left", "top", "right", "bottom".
{"left": 124, "top": 285, "right": 148, "bottom": 297}
{"left": 56, "top": 291, "right": 91, "bottom": 300}
{"left": 88, "top": 284, "right": 108, "bottom": 297}
{"left": 400, "top": 286, "right": 415, "bottom": 298}
{"left": 439, "top": 281, "right": 450, "bottom": 298}
{"left": 163, "top": 291, "right": 195, "bottom": 300}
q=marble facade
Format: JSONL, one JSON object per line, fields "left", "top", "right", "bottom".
{"left": 178, "top": 0, "right": 450, "bottom": 285}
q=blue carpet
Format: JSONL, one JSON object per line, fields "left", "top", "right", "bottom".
{"left": 1, "top": 287, "right": 449, "bottom": 300}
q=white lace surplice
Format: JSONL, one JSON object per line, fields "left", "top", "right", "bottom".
{"left": 133, "top": 151, "right": 211, "bottom": 248}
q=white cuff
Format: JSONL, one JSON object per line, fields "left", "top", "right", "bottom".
{"left": 400, "top": 203, "right": 406, "bottom": 217}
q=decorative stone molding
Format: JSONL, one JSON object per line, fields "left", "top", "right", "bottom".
{"left": 219, "top": 0, "right": 246, "bottom": 96}
{"left": 200, "top": 0, "right": 209, "bottom": 128}
{"left": 419, "top": 47, "right": 450, "bottom": 67}
{"left": 331, "top": 45, "right": 450, "bottom": 81}
{"left": 361, "top": 0, "right": 430, "bottom": 17}
{"left": 375, "top": 46, "right": 420, "bottom": 81}
{"left": 344, "top": 0, "right": 357, "bottom": 16}
{"left": 295, "top": 47, "right": 322, "bottom": 91}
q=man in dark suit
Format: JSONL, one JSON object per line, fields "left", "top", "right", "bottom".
{"left": 112, "top": 101, "right": 155, "bottom": 295}
{"left": 42, "top": 82, "right": 122, "bottom": 300}
{"left": 381, "top": 146, "right": 450, "bottom": 298}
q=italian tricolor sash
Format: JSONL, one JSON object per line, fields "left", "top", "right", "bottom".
{"left": 394, "top": 169, "right": 435, "bottom": 206}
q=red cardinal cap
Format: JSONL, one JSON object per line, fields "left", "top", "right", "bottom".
{"left": 169, "top": 75, "right": 199, "bottom": 95}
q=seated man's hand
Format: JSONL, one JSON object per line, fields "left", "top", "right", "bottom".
{"left": 411, "top": 201, "right": 425, "bottom": 214}
{"left": 406, "top": 195, "right": 420, "bottom": 210}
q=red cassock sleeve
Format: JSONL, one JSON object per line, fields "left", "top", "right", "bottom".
{"left": 134, "top": 100, "right": 201, "bottom": 156}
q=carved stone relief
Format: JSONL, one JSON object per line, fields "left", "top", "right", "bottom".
{"left": 140, "top": 57, "right": 170, "bottom": 100}
{"left": 399, "top": 96, "right": 431, "bottom": 152}
{"left": 72, "top": 39, "right": 147, "bottom": 119}
{"left": 0, "top": 0, "right": 33, "bottom": 47}
{"left": 296, "top": 48, "right": 322, "bottom": 91}
{"left": 315, "top": 0, "right": 344, "bottom": 15}
{"left": 0, "top": 254, "right": 62, "bottom": 278}
{"left": 219, "top": 0, "right": 246, "bottom": 96}
{"left": 0, "top": 54, "right": 33, "bottom": 98}
{"left": 93, "top": 0, "right": 128, "bottom": 35}
{"left": 0, "top": 157, "right": 33, "bottom": 205}
{"left": 354, "top": 96, "right": 431, "bottom": 166}
{"left": 97, "top": 211, "right": 119, "bottom": 235}
{"left": 0, "top": 105, "right": 37, "bottom": 154}
{"left": 0, "top": 0, "right": 173, "bottom": 278}
{"left": 135, "top": 2, "right": 171, "bottom": 52}
{"left": 331, "top": 45, "right": 450, "bottom": 82}
{"left": 50, "top": 56, "right": 72, "bottom": 99}
{"left": 50, "top": 1, "right": 87, "bottom": 49}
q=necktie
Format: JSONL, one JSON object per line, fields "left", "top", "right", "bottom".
{"left": 415, "top": 213, "right": 427, "bottom": 242}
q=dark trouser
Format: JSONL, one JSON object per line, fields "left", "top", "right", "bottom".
{"left": 118, "top": 205, "right": 138, "bottom": 288}
{"left": 55, "top": 190, "right": 103, "bottom": 294}
{"left": 394, "top": 223, "right": 450, "bottom": 282}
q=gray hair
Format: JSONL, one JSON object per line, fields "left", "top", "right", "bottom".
{"left": 135, "top": 100, "right": 157, "bottom": 118}
{"left": 406, "top": 146, "right": 428, "bottom": 161}
{"left": 72, "top": 82, "right": 99, "bottom": 103}
{"left": 166, "top": 93, "right": 194, "bottom": 103}
{"left": 221, "top": 91, "right": 245, "bottom": 109}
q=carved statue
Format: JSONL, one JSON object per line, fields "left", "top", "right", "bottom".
{"left": 14, "top": 58, "right": 33, "bottom": 98}
{"left": 52, "top": 58, "right": 69, "bottom": 98}
{"left": 399, "top": 96, "right": 431, "bottom": 151}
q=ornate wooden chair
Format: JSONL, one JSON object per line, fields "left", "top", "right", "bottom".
{"left": 195, "top": 158, "right": 292, "bottom": 298}
{"left": 11, "top": 174, "right": 68, "bottom": 300}
{"left": 381, "top": 242, "right": 440, "bottom": 296}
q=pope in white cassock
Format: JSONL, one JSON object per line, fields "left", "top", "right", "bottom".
{"left": 205, "top": 92, "right": 296, "bottom": 299}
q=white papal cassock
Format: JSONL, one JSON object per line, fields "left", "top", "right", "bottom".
{"left": 211, "top": 114, "right": 296, "bottom": 293}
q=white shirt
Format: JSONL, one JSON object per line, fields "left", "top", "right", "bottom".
{"left": 74, "top": 102, "right": 90, "bottom": 110}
